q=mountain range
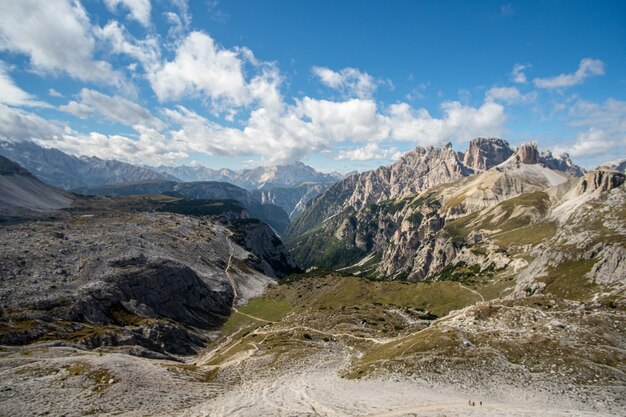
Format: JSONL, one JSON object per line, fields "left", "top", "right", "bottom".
{"left": 0, "top": 138, "right": 625, "bottom": 416}
{"left": 153, "top": 161, "right": 343, "bottom": 190}
{"left": 285, "top": 138, "right": 604, "bottom": 279}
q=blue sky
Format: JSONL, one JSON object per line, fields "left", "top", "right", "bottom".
{"left": 0, "top": 0, "right": 624, "bottom": 172}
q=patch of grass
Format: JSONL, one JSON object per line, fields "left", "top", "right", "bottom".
{"left": 346, "top": 327, "right": 462, "bottom": 378}
{"left": 444, "top": 192, "right": 550, "bottom": 242}
{"left": 540, "top": 259, "right": 597, "bottom": 301}
{"left": 273, "top": 275, "right": 478, "bottom": 317}
{"left": 238, "top": 299, "right": 292, "bottom": 322}
{"left": 493, "top": 222, "right": 557, "bottom": 246}
{"left": 219, "top": 311, "right": 259, "bottom": 335}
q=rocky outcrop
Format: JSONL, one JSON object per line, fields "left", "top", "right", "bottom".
{"left": 0, "top": 207, "right": 298, "bottom": 355}
{"left": 252, "top": 183, "right": 331, "bottom": 219}
{"left": 462, "top": 137, "right": 513, "bottom": 171}
{"left": 587, "top": 244, "right": 626, "bottom": 285}
{"left": 229, "top": 219, "right": 301, "bottom": 278}
{"left": 512, "top": 141, "right": 540, "bottom": 164}
{"left": 577, "top": 169, "right": 625, "bottom": 194}
{"left": 540, "top": 151, "right": 584, "bottom": 176}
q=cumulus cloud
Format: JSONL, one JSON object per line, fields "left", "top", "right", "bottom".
{"left": 533, "top": 58, "right": 605, "bottom": 89}
{"left": 553, "top": 98, "right": 626, "bottom": 166}
{"left": 104, "top": 0, "right": 152, "bottom": 27}
{"left": 387, "top": 101, "right": 506, "bottom": 144}
{"left": 312, "top": 67, "right": 378, "bottom": 99}
{"left": 0, "top": 0, "right": 123, "bottom": 87}
{"left": 485, "top": 86, "right": 536, "bottom": 104}
{"left": 0, "top": 62, "right": 49, "bottom": 107}
{"left": 336, "top": 143, "right": 403, "bottom": 161}
{"left": 96, "top": 20, "right": 161, "bottom": 68}
{"left": 48, "top": 89, "right": 63, "bottom": 98}
{"left": 0, "top": 104, "right": 67, "bottom": 141}
{"left": 554, "top": 128, "right": 619, "bottom": 159}
{"left": 59, "top": 88, "right": 165, "bottom": 130}
{"left": 149, "top": 32, "right": 250, "bottom": 105}
{"left": 511, "top": 63, "right": 530, "bottom": 84}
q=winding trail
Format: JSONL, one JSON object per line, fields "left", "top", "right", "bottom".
{"left": 224, "top": 237, "right": 273, "bottom": 324}
{"left": 459, "top": 282, "right": 485, "bottom": 302}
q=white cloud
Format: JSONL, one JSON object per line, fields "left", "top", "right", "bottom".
{"left": 485, "top": 86, "right": 537, "bottom": 104}
{"left": 553, "top": 98, "right": 626, "bottom": 166}
{"left": 312, "top": 66, "right": 377, "bottom": 99}
{"left": 0, "top": 62, "right": 49, "bottom": 107}
{"left": 48, "top": 89, "right": 63, "bottom": 98}
{"left": 568, "top": 98, "right": 626, "bottom": 133}
{"left": 511, "top": 63, "right": 530, "bottom": 84}
{"left": 149, "top": 32, "right": 249, "bottom": 106}
{"left": 533, "top": 58, "right": 605, "bottom": 89}
{"left": 104, "top": 0, "right": 152, "bottom": 27}
{"left": 96, "top": 21, "right": 160, "bottom": 68}
{"left": 336, "top": 143, "right": 403, "bottom": 161}
{"left": 0, "top": 104, "right": 67, "bottom": 141}
{"left": 387, "top": 101, "right": 506, "bottom": 145}
{"left": 553, "top": 129, "right": 619, "bottom": 159}
{"left": 0, "top": 0, "right": 123, "bottom": 86}
{"left": 59, "top": 88, "right": 165, "bottom": 130}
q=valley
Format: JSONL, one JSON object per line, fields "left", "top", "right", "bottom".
{"left": 0, "top": 138, "right": 625, "bottom": 416}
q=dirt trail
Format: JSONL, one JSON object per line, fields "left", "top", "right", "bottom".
{"left": 458, "top": 282, "right": 485, "bottom": 302}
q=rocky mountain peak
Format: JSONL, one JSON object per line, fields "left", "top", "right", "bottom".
{"left": 576, "top": 169, "right": 625, "bottom": 195}
{"left": 462, "top": 137, "right": 513, "bottom": 171}
{"left": 540, "top": 151, "right": 585, "bottom": 176}
{"left": 513, "top": 141, "right": 540, "bottom": 164}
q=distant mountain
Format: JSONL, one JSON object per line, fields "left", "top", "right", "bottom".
{"left": 154, "top": 161, "right": 342, "bottom": 190}
{"left": 286, "top": 138, "right": 587, "bottom": 271}
{"left": 75, "top": 180, "right": 291, "bottom": 235}
{"left": 598, "top": 159, "right": 626, "bottom": 174}
{"left": 0, "top": 155, "right": 72, "bottom": 214}
{"left": 0, "top": 140, "right": 174, "bottom": 189}
{"left": 251, "top": 183, "right": 333, "bottom": 219}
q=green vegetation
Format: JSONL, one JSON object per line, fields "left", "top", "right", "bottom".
{"left": 444, "top": 192, "right": 551, "bottom": 242}
{"left": 539, "top": 259, "right": 597, "bottom": 301}
{"left": 315, "top": 238, "right": 367, "bottom": 269}
{"left": 238, "top": 299, "right": 292, "bottom": 322}
{"left": 274, "top": 275, "right": 479, "bottom": 317}
{"left": 493, "top": 222, "right": 557, "bottom": 247}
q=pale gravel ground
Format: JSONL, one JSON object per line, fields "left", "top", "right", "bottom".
{"left": 0, "top": 344, "right": 621, "bottom": 417}
{"left": 177, "top": 351, "right": 618, "bottom": 417}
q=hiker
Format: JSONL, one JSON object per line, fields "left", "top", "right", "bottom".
{"left": 480, "top": 401, "right": 482, "bottom": 406}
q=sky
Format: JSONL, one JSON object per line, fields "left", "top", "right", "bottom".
{"left": 0, "top": 0, "right": 624, "bottom": 172}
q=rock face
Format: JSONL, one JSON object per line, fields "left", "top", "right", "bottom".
{"left": 252, "top": 183, "right": 332, "bottom": 219}
{"left": 512, "top": 141, "right": 540, "bottom": 164}
{"left": 577, "top": 169, "right": 625, "bottom": 194}
{"left": 0, "top": 210, "right": 298, "bottom": 355}
{"left": 0, "top": 140, "right": 173, "bottom": 189}
{"left": 287, "top": 138, "right": 624, "bottom": 295}
{"left": 540, "top": 151, "right": 584, "bottom": 176}
{"left": 462, "top": 137, "right": 513, "bottom": 171}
